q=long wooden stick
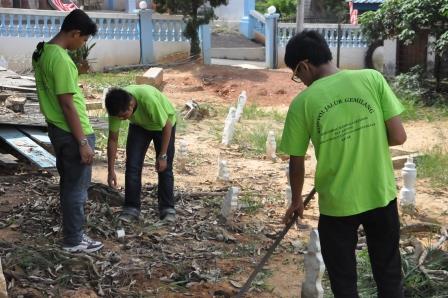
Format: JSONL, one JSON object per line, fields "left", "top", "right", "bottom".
{"left": 236, "top": 188, "right": 316, "bottom": 297}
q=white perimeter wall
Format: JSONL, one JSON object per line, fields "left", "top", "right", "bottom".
{"left": 214, "top": 0, "right": 244, "bottom": 21}
{"left": 277, "top": 46, "right": 368, "bottom": 69}
{"left": 0, "top": 37, "right": 190, "bottom": 72}
{"left": 154, "top": 41, "right": 190, "bottom": 61}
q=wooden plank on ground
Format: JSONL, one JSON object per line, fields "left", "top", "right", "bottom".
{"left": 0, "top": 127, "right": 55, "bottom": 168}
{"left": 0, "top": 153, "right": 18, "bottom": 164}
{"left": 0, "top": 85, "right": 36, "bottom": 92}
{"left": 19, "top": 127, "right": 52, "bottom": 145}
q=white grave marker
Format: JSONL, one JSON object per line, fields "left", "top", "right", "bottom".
{"left": 399, "top": 156, "right": 417, "bottom": 209}
{"left": 301, "top": 229, "right": 325, "bottom": 298}
{"left": 222, "top": 107, "right": 237, "bottom": 145}
{"left": 221, "top": 186, "right": 240, "bottom": 218}
{"left": 266, "top": 130, "right": 277, "bottom": 161}
{"left": 217, "top": 159, "right": 230, "bottom": 181}
{"left": 234, "top": 91, "right": 247, "bottom": 122}
{"left": 177, "top": 140, "right": 188, "bottom": 172}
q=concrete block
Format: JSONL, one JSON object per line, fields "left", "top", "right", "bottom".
{"left": 85, "top": 101, "right": 103, "bottom": 111}
{"left": 135, "top": 67, "right": 163, "bottom": 89}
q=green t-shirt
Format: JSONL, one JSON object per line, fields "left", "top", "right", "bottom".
{"left": 279, "top": 69, "right": 404, "bottom": 217}
{"left": 109, "top": 85, "right": 176, "bottom": 132}
{"left": 32, "top": 43, "right": 93, "bottom": 135}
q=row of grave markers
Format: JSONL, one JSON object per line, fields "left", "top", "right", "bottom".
{"left": 174, "top": 91, "right": 418, "bottom": 297}
{"left": 220, "top": 91, "right": 326, "bottom": 297}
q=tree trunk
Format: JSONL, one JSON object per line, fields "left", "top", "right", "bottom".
{"left": 190, "top": 29, "right": 201, "bottom": 56}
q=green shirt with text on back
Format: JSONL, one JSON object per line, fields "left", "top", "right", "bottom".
{"left": 32, "top": 43, "right": 93, "bottom": 135}
{"left": 279, "top": 69, "right": 404, "bottom": 217}
{"left": 108, "top": 85, "right": 176, "bottom": 133}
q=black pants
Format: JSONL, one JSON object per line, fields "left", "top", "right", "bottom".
{"left": 318, "top": 199, "right": 404, "bottom": 298}
{"left": 124, "top": 124, "right": 176, "bottom": 216}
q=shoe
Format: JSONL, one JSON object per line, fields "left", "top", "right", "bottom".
{"left": 162, "top": 213, "right": 176, "bottom": 223}
{"left": 118, "top": 211, "right": 139, "bottom": 223}
{"left": 63, "top": 234, "right": 103, "bottom": 253}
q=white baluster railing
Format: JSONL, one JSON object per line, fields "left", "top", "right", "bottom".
{"left": 276, "top": 22, "right": 367, "bottom": 48}
{"left": 0, "top": 8, "right": 140, "bottom": 40}
{"left": 152, "top": 14, "right": 185, "bottom": 42}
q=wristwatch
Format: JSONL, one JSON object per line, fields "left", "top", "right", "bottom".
{"left": 158, "top": 154, "right": 168, "bottom": 161}
{"left": 79, "top": 138, "right": 88, "bottom": 146}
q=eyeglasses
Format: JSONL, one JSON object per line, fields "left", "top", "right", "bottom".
{"left": 291, "top": 60, "right": 307, "bottom": 83}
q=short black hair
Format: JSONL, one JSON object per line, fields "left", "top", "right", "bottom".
{"left": 61, "top": 9, "right": 97, "bottom": 36}
{"left": 284, "top": 30, "right": 332, "bottom": 70}
{"left": 105, "top": 88, "right": 132, "bottom": 116}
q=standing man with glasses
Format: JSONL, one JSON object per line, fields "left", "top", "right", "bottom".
{"left": 279, "top": 30, "right": 407, "bottom": 298}
{"left": 32, "top": 9, "right": 103, "bottom": 253}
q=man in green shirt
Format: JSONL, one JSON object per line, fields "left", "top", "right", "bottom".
{"left": 280, "top": 31, "right": 407, "bottom": 297}
{"left": 32, "top": 9, "right": 103, "bottom": 253}
{"left": 105, "top": 85, "right": 176, "bottom": 223}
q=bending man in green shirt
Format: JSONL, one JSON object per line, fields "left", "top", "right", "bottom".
{"left": 32, "top": 9, "right": 103, "bottom": 253}
{"left": 105, "top": 85, "right": 177, "bottom": 223}
{"left": 280, "top": 31, "right": 407, "bottom": 298}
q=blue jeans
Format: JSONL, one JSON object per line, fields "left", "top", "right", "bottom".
{"left": 125, "top": 124, "right": 176, "bottom": 218}
{"left": 48, "top": 123, "right": 95, "bottom": 246}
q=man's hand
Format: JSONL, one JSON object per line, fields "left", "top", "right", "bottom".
{"left": 108, "top": 170, "right": 117, "bottom": 188}
{"left": 79, "top": 143, "right": 94, "bottom": 165}
{"left": 156, "top": 159, "right": 167, "bottom": 173}
{"left": 283, "top": 198, "right": 304, "bottom": 225}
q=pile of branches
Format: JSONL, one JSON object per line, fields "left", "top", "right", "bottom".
{"left": 0, "top": 177, "right": 278, "bottom": 296}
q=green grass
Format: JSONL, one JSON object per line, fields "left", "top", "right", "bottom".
{"left": 233, "top": 124, "right": 282, "bottom": 156}
{"left": 79, "top": 70, "right": 141, "bottom": 92}
{"left": 418, "top": 147, "right": 448, "bottom": 187}
{"left": 95, "top": 120, "right": 130, "bottom": 150}
{"left": 400, "top": 97, "right": 448, "bottom": 122}
{"left": 323, "top": 248, "right": 448, "bottom": 298}
{"left": 242, "top": 104, "right": 286, "bottom": 122}
{"left": 239, "top": 194, "right": 263, "bottom": 214}
{"left": 175, "top": 111, "right": 188, "bottom": 133}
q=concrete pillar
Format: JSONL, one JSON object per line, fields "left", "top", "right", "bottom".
{"left": 126, "top": 0, "right": 136, "bottom": 13}
{"left": 239, "top": 0, "right": 255, "bottom": 38}
{"left": 139, "top": 9, "right": 155, "bottom": 64}
{"left": 265, "top": 13, "right": 280, "bottom": 69}
{"left": 383, "top": 39, "right": 397, "bottom": 76}
{"left": 199, "top": 24, "right": 211, "bottom": 65}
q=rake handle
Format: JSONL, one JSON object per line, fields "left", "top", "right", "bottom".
{"left": 235, "top": 187, "right": 316, "bottom": 298}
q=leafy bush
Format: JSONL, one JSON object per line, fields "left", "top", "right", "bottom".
{"left": 391, "top": 66, "right": 448, "bottom": 106}
{"left": 68, "top": 41, "right": 96, "bottom": 73}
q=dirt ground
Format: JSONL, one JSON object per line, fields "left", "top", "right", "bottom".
{"left": 1, "top": 62, "right": 447, "bottom": 298}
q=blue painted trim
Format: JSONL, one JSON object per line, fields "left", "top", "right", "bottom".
{"left": 240, "top": 0, "right": 255, "bottom": 38}
{"left": 199, "top": 24, "right": 211, "bottom": 65}
{"left": 353, "top": 3, "right": 380, "bottom": 11}
{"left": 265, "top": 13, "right": 279, "bottom": 69}
{"left": 139, "top": 9, "right": 155, "bottom": 64}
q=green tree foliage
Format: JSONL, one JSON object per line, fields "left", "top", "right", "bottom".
{"left": 360, "top": 0, "right": 448, "bottom": 90}
{"left": 256, "top": 0, "right": 346, "bottom": 21}
{"left": 153, "top": 0, "right": 227, "bottom": 56}
{"left": 256, "top": 0, "right": 296, "bottom": 18}
{"left": 359, "top": 0, "right": 448, "bottom": 56}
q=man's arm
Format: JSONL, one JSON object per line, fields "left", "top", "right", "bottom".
{"left": 58, "top": 94, "right": 93, "bottom": 164}
{"left": 283, "top": 156, "right": 305, "bottom": 224}
{"left": 107, "top": 131, "right": 119, "bottom": 188}
{"left": 385, "top": 116, "right": 407, "bottom": 146}
{"left": 156, "top": 120, "right": 173, "bottom": 173}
